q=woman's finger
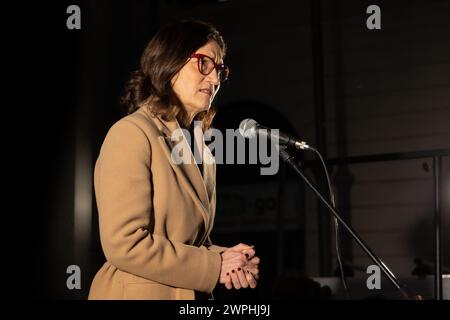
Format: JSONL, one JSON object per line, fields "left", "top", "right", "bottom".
{"left": 230, "top": 269, "right": 241, "bottom": 289}
{"left": 245, "top": 270, "right": 257, "bottom": 289}
{"left": 244, "top": 266, "right": 259, "bottom": 280}
{"left": 248, "top": 256, "right": 260, "bottom": 265}
{"left": 224, "top": 272, "right": 233, "bottom": 290}
{"left": 242, "top": 248, "right": 256, "bottom": 260}
{"left": 243, "top": 262, "right": 259, "bottom": 273}
{"left": 229, "top": 243, "right": 254, "bottom": 252}
{"left": 235, "top": 268, "right": 249, "bottom": 288}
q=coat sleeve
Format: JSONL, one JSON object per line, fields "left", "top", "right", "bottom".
{"left": 94, "top": 119, "right": 222, "bottom": 293}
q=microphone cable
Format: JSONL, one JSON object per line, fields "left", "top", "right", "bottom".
{"left": 308, "top": 146, "right": 351, "bottom": 299}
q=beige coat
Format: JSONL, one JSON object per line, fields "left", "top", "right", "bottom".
{"left": 88, "top": 105, "right": 227, "bottom": 300}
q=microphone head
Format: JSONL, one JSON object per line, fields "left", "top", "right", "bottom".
{"left": 239, "top": 118, "right": 258, "bottom": 138}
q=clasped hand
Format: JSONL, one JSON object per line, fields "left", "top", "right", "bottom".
{"left": 219, "top": 243, "right": 260, "bottom": 289}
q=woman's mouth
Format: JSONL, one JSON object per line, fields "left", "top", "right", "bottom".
{"left": 199, "top": 88, "right": 212, "bottom": 96}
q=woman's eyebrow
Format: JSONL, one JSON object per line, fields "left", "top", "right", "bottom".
{"left": 205, "top": 52, "right": 217, "bottom": 59}
{"left": 205, "top": 51, "right": 223, "bottom": 63}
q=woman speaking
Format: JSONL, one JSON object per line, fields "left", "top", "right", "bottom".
{"left": 88, "top": 20, "right": 260, "bottom": 300}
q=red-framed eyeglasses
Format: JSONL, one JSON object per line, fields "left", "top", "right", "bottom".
{"left": 190, "top": 53, "right": 230, "bottom": 82}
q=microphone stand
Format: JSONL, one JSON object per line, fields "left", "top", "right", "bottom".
{"left": 279, "top": 148, "right": 422, "bottom": 300}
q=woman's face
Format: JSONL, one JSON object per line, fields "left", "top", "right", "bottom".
{"left": 171, "top": 40, "right": 223, "bottom": 118}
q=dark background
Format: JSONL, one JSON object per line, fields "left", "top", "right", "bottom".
{"left": 9, "top": 0, "right": 450, "bottom": 299}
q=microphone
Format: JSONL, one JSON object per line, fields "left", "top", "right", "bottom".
{"left": 239, "top": 118, "right": 310, "bottom": 150}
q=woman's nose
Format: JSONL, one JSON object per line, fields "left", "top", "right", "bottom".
{"left": 206, "top": 68, "right": 220, "bottom": 85}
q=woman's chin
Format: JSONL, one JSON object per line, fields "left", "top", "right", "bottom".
{"left": 197, "top": 104, "right": 211, "bottom": 112}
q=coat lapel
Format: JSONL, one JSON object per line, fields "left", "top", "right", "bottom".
{"left": 139, "top": 107, "right": 214, "bottom": 241}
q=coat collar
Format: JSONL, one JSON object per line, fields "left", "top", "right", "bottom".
{"left": 137, "top": 105, "right": 216, "bottom": 243}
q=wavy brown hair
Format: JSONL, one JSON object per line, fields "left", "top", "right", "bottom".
{"left": 120, "top": 20, "right": 227, "bottom": 130}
